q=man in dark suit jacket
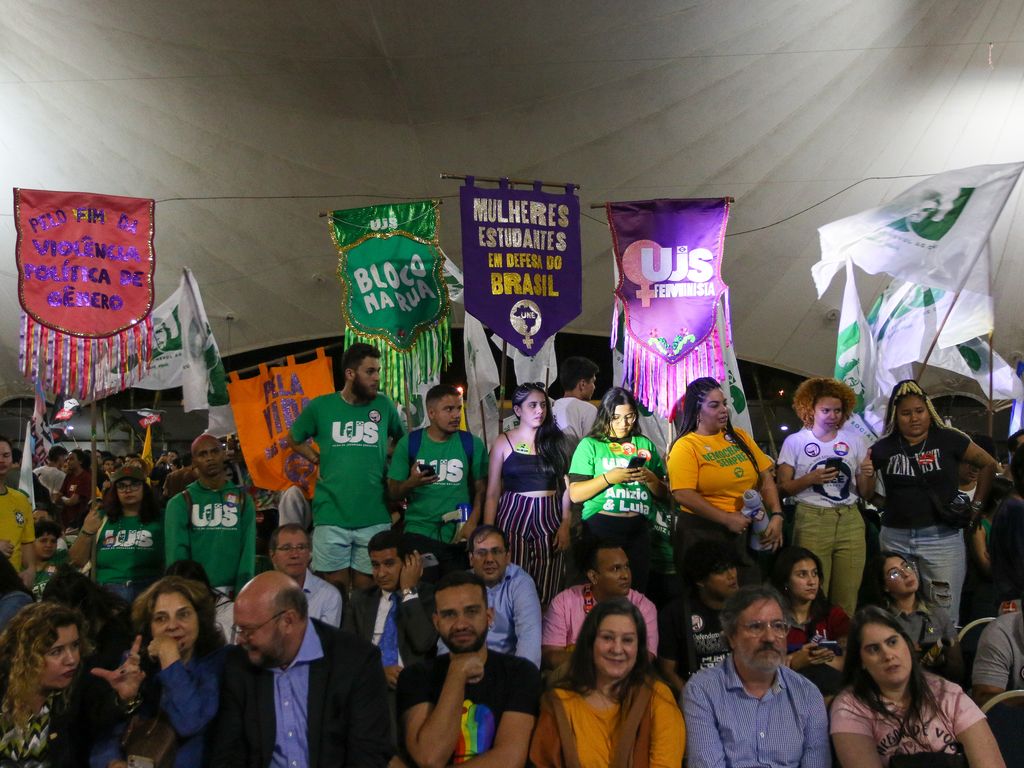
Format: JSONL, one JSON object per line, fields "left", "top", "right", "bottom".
{"left": 210, "top": 571, "right": 392, "bottom": 768}
{"left": 342, "top": 529, "right": 439, "bottom": 688}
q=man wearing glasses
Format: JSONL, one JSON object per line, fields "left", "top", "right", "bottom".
{"left": 683, "top": 585, "right": 830, "bottom": 768}
{"left": 439, "top": 525, "right": 542, "bottom": 668}
{"left": 212, "top": 571, "right": 393, "bottom": 767}
{"left": 270, "top": 523, "right": 342, "bottom": 627}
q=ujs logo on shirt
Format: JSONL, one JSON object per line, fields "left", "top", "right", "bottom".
{"left": 331, "top": 420, "right": 379, "bottom": 445}
{"left": 190, "top": 502, "right": 239, "bottom": 528}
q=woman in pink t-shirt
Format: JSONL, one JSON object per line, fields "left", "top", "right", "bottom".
{"left": 830, "top": 606, "right": 1003, "bottom": 767}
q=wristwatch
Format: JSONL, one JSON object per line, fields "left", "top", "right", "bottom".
{"left": 401, "top": 587, "right": 418, "bottom": 599}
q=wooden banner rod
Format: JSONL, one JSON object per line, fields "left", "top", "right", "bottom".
{"left": 589, "top": 196, "right": 735, "bottom": 209}
{"left": 441, "top": 172, "right": 580, "bottom": 191}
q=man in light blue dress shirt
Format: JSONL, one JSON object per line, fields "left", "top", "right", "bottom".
{"left": 270, "top": 524, "right": 343, "bottom": 627}
{"left": 684, "top": 584, "right": 831, "bottom": 768}
{"left": 436, "top": 525, "right": 542, "bottom": 668}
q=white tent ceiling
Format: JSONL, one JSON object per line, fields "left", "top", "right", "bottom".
{"left": 2, "top": 0, "right": 1024, "bottom": 402}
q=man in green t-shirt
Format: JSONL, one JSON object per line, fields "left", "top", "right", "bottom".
{"left": 164, "top": 432, "right": 256, "bottom": 597}
{"left": 388, "top": 385, "right": 488, "bottom": 580}
{"left": 288, "top": 343, "right": 406, "bottom": 591}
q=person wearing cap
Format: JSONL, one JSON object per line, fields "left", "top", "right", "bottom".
{"left": 68, "top": 461, "right": 165, "bottom": 601}
{"left": 164, "top": 434, "right": 256, "bottom": 600}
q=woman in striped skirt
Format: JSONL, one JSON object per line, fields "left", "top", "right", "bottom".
{"left": 484, "top": 383, "right": 571, "bottom": 605}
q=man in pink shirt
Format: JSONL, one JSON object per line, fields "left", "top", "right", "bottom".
{"left": 541, "top": 541, "right": 658, "bottom": 671}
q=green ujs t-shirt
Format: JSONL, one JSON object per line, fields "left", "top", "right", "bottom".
{"left": 164, "top": 480, "right": 256, "bottom": 593}
{"left": 95, "top": 515, "right": 165, "bottom": 585}
{"left": 388, "top": 430, "right": 488, "bottom": 542}
{"left": 32, "top": 549, "right": 68, "bottom": 598}
{"left": 290, "top": 392, "right": 405, "bottom": 528}
{"left": 569, "top": 436, "right": 666, "bottom": 521}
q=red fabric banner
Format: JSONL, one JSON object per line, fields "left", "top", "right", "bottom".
{"left": 14, "top": 188, "right": 156, "bottom": 398}
{"left": 15, "top": 188, "right": 155, "bottom": 337}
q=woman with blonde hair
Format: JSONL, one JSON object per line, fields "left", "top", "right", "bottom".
{"left": 0, "top": 601, "right": 144, "bottom": 766}
{"left": 869, "top": 380, "right": 997, "bottom": 623}
{"left": 776, "top": 377, "right": 874, "bottom": 616}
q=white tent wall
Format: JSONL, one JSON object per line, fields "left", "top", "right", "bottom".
{"left": 2, "top": 1, "right": 1024, "bottom": 402}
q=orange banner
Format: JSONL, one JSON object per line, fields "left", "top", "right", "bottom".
{"left": 228, "top": 349, "right": 334, "bottom": 498}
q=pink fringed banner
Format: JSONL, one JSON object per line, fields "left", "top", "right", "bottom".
{"left": 607, "top": 199, "right": 731, "bottom": 416}
{"left": 14, "top": 188, "right": 156, "bottom": 398}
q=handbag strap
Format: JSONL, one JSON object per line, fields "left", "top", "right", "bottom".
{"left": 611, "top": 683, "right": 654, "bottom": 768}
{"left": 548, "top": 694, "right": 583, "bottom": 768}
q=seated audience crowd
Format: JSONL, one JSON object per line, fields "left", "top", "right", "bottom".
{"left": 1, "top": 359, "right": 1021, "bottom": 767}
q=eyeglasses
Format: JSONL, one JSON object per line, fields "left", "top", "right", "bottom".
{"left": 886, "top": 563, "right": 916, "bottom": 581}
{"left": 115, "top": 480, "right": 143, "bottom": 491}
{"left": 740, "top": 620, "right": 788, "bottom": 636}
{"left": 232, "top": 610, "right": 285, "bottom": 641}
{"left": 472, "top": 546, "right": 506, "bottom": 558}
{"left": 275, "top": 544, "right": 310, "bottom": 553}
{"left": 611, "top": 413, "right": 638, "bottom": 423}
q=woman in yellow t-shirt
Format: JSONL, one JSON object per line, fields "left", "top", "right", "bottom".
{"left": 667, "top": 377, "right": 784, "bottom": 583}
{"left": 529, "top": 598, "right": 685, "bottom": 768}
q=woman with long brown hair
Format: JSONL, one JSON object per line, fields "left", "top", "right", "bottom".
{"left": 530, "top": 598, "right": 685, "bottom": 767}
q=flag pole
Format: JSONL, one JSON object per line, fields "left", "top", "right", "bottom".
{"left": 988, "top": 330, "right": 995, "bottom": 438}
{"left": 89, "top": 399, "right": 99, "bottom": 505}
{"left": 498, "top": 341, "right": 509, "bottom": 436}
{"left": 919, "top": 288, "right": 962, "bottom": 372}
{"left": 403, "top": 364, "right": 415, "bottom": 432}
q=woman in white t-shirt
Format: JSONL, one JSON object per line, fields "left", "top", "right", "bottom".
{"left": 777, "top": 378, "right": 874, "bottom": 617}
{"left": 831, "top": 606, "right": 1003, "bottom": 768}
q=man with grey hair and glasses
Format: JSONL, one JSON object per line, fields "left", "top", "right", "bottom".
{"left": 683, "top": 584, "right": 831, "bottom": 768}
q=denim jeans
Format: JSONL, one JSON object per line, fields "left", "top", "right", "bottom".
{"left": 101, "top": 578, "right": 157, "bottom": 604}
{"left": 880, "top": 524, "right": 966, "bottom": 624}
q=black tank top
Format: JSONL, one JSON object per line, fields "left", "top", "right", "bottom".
{"left": 501, "top": 433, "right": 557, "bottom": 493}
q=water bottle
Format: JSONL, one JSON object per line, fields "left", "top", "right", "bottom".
{"left": 742, "top": 490, "right": 769, "bottom": 551}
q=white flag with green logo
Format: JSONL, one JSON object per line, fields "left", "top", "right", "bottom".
{"left": 833, "top": 260, "right": 881, "bottom": 438}
{"left": 716, "top": 293, "right": 753, "bottom": 435}
{"left": 129, "top": 269, "right": 233, "bottom": 435}
{"left": 813, "top": 162, "right": 1024, "bottom": 301}
{"left": 867, "top": 278, "right": 1023, "bottom": 403}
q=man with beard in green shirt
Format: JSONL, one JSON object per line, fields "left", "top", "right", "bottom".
{"left": 164, "top": 433, "right": 256, "bottom": 597}
{"left": 288, "top": 343, "right": 405, "bottom": 592}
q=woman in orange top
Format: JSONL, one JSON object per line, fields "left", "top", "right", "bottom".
{"left": 667, "top": 377, "right": 784, "bottom": 584}
{"left": 529, "top": 598, "right": 685, "bottom": 768}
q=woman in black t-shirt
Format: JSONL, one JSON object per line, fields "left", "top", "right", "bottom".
{"left": 869, "top": 380, "right": 996, "bottom": 624}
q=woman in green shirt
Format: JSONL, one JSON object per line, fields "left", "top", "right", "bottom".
{"left": 69, "top": 463, "right": 164, "bottom": 602}
{"left": 568, "top": 387, "right": 669, "bottom": 593}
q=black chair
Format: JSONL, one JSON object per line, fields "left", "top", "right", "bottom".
{"left": 981, "top": 691, "right": 1024, "bottom": 762}
{"left": 956, "top": 616, "right": 995, "bottom": 687}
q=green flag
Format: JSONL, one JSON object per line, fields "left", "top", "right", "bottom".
{"left": 329, "top": 201, "right": 452, "bottom": 401}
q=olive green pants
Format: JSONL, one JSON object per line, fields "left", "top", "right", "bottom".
{"left": 792, "top": 501, "right": 865, "bottom": 617}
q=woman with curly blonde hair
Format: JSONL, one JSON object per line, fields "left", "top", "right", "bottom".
{"left": 0, "top": 601, "right": 144, "bottom": 766}
{"left": 777, "top": 377, "right": 875, "bottom": 616}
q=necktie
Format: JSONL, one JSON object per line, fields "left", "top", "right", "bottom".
{"left": 379, "top": 592, "right": 399, "bottom": 666}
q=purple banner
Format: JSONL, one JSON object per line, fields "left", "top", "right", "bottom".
{"left": 608, "top": 198, "right": 730, "bottom": 365}
{"left": 460, "top": 179, "right": 581, "bottom": 355}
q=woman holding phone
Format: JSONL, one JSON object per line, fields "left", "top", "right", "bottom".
{"left": 568, "top": 387, "right": 669, "bottom": 593}
{"left": 776, "top": 377, "right": 874, "bottom": 617}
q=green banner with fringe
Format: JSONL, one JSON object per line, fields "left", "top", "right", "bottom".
{"left": 329, "top": 200, "right": 451, "bottom": 402}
